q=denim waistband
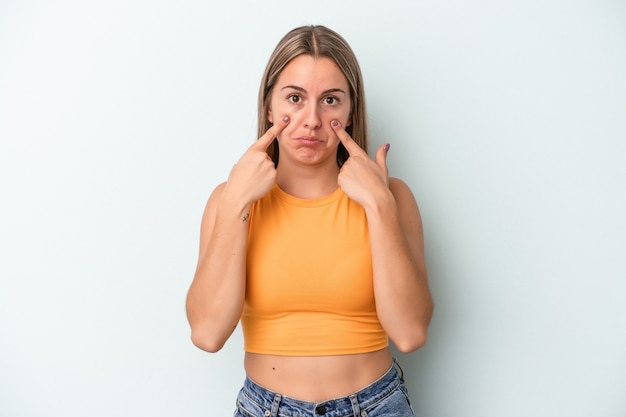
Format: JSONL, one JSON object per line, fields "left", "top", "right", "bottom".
{"left": 238, "top": 359, "right": 405, "bottom": 417}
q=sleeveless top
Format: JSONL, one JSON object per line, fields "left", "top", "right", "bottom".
{"left": 241, "top": 185, "right": 389, "bottom": 355}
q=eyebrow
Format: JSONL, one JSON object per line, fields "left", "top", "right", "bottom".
{"left": 280, "top": 85, "right": 347, "bottom": 95}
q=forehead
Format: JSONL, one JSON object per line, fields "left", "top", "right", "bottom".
{"left": 276, "top": 55, "right": 349, "bottom": 89}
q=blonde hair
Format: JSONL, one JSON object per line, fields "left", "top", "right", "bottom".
{"left": 257, "top": 25, "right": 369, "bottom": 167}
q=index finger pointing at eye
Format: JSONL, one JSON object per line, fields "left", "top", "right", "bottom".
{"left": 331, "top": 120, "right": 362, "bottom": 155}
{"left": 255, "top": 116, "right": 290, "bottom": 150}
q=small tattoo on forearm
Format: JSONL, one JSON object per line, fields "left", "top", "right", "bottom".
{"left": 242, "top": 213, "right": 249, "bottom": 222}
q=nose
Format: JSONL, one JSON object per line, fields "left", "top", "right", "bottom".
{"left": 303, "top": 103, "right": 321, "bottom": 129}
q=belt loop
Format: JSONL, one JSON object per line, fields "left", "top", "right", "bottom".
{"left": 349, "top": 393, "right": 360, "bottom": 417}
{"left": 393, "top": 358, "right": 405, "bottom": 382}
{"left": 270, "top": 393, "right": 281, "bottom": 417}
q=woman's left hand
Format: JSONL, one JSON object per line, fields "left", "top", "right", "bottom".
{"left": 331, "top": 120, "right": 391, "bottom": 210}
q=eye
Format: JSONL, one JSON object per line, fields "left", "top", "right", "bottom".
{"left": 323, "top": 96, "right": 339, "bottom": 105}
{"left": 288, "top": 94, "right": 302, "bottom": 104}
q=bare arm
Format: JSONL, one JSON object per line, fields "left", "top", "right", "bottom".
{"left": 185, "top": 183, "right": 251, "bottom": 352}
{"left": 332, "top": 120, "right": 433, "bottom": 352}
{"left": 366, "top": 177, "right": 433, "bottom": 352}
{"left": 185, "top": 117, "right": 290, "bottom": 352}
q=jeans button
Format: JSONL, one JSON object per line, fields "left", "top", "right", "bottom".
{"left": 315, "top": 404, "right": 327, "bottom": 415}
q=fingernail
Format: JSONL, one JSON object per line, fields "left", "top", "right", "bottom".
{"left": 332, "top": 120, "right": 340, "bottom": 127}
{"left": 384, "top": 144, "right": 390, "bottom": 152}
{"left": 282, "top": 116, "right": 289, "bottom": 123}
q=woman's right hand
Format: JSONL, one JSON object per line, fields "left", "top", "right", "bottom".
{"left": 224, "top": 116, "right": 289, "bottom": 206}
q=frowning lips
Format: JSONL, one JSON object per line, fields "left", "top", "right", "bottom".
{"left": 295, "top": 136, "right": 323, "bottom": 146}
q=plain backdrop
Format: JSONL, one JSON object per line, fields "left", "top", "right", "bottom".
{"left": 1, "top": 1, "right": 625, "bottom": 416}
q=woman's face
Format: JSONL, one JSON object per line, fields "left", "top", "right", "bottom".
{"left": 268, "top": 55, "right": 352, "bottom": 167}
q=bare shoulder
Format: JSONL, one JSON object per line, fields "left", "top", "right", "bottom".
{"left": 203, "top": 181, "right": 228, "bottom": 214}
{"left": 388, "top": 177, "right": 424, "bottom": 236}
{"left": 388, "top": 177, "right": 420, "bottom": 210}
{"left": 197, "top": 182, "right": 228, "bottom": 253}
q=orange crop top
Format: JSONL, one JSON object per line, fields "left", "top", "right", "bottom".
{"left": 241, "top": 185, "right": 389, "bottom": 356}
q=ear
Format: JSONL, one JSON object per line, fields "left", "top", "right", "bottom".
{"left": 346, "top": 116, "right": 352, "bottom": 127}
{"left": 267, "top": 108, "right": 273, "bottom": 124}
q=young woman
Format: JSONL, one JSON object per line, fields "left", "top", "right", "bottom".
{"left": 186, "top": 25, "right": 433, "bottom": 417}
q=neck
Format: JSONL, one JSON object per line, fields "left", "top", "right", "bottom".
{"left": 276, "top": 160, "right": 340, "bottom": 200}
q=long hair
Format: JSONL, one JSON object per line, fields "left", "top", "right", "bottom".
{"left": 257, "top": 25, "right": 369, "bottom": 167}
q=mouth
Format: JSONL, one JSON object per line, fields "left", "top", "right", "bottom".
{"left": 295, "top": 136, "right": 323, "bottom": 146}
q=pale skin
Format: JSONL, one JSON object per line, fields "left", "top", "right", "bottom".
{"left": 186, "top": 55, "right": 433, "bottom": 401}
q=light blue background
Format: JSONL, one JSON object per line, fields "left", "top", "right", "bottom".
{"left": 1, "top": 1, "right": 625, "bottom": 416}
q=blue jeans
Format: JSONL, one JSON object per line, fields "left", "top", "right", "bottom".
{"left": 234, "top": 359, "right": 415, "bottom": 417}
